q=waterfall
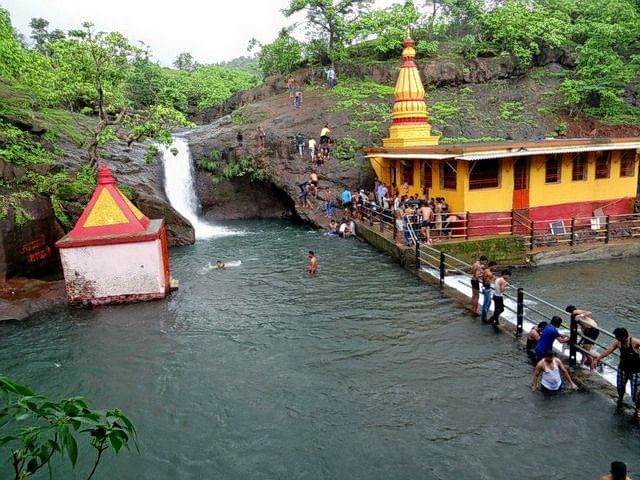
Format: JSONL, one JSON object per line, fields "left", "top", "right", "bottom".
{"left": 161, "top": 136, "right": 241, "bottom": 240}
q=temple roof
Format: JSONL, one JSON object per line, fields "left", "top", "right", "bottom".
{"left": 366, "top": 137, "right": 640, "bottom": 161}
{"left": 62, "top": 165, "right": 152, "bottom": 243}
{"left": 391, "top": 37, "right": 429, "bottom": 126}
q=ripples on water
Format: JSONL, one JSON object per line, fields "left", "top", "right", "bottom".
{"left": 0, "top": 221, "right": 639, "bottom": 479}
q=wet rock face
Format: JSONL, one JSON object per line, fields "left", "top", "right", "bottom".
{"left": 0, "top": 195, "right": 63, "bottom": 281}
{"left": 187, "top": 117, "right": 374, "bottom": 229}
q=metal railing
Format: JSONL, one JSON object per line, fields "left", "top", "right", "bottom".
{"left": 357, "top": 200, "right": 640, "bottom": 251}
{"left": 410, "top": 237, "right": 623, "bottom": 372}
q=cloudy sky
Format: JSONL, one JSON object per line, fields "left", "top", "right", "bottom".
{"left": 4, "top": 0, "right": 397, "bottom": 66}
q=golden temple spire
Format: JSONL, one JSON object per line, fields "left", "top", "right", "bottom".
{"left": 383, "top": 37, "right": 439, "bottom": 148}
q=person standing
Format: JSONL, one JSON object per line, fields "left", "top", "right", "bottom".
{"left": 257, "top": 126, "right": 266, "bottom": 149}
{"left": 418, "top": 201, "right": 433, "bottom": 245}
{"left": 470, "top": 255, "right": 488, "bottom": 315}
{"left": 294, "top": 89, "right": 302, "bottom": 108}
{"left": 325, "top": 189, "right": 334, "bottom": 218}
{"left": 592, "top": 328, "right": 640, "bottom": 416}
{"left": 534, "top": 316, "right": 570, "bottom": 361}
{"left": 308, "top": 137, "right": 317, "bottom": 163}
{"left": 325, "top": 66, "right": 336, "bottom": 88}
{"left": 320, "top": 123, "right": 331, "bottom": 145}
{"left": 531, "top": 350, "right": 577, "bottom": 395}
{"left": 488, "top": 269, "right": 510, "bottom": 327}
{"left": 308, "top": 251, "right": 318, "bottom": 274}
{"left": 341, "top": 186, "right": 352, "bottom": 211}
{"left": 296, "top": 132, "right": 305, "bottom": 157}
{"left": 287, "top": 76, "right": 295, "bottom": 97}
{"left": 481, "top": 261, "right": 497, "bottom": 323}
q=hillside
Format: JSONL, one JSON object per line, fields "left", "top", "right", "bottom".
{"left": 186, "top": 53, "right": 640, "bottom": 229}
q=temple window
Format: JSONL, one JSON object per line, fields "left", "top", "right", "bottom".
{"left": 469, "top": 159, "right": 500, "bottom": 190}
{"left": 401, "top": 160, "right": 414, "bottom": 186}
{"left": 595, "top": 151, "right": 611, "bottom": 179}
{"left": 571, "top": 153, "right": 587, "bottom": 181}
{"left": 620, "top": 150, "right": 637, "bottom": 177}
{"left": 545, "top": 155, "right": 561, "bottom": 183}
{"left": 441, "top": 161, "right": 457, "bottom": 190}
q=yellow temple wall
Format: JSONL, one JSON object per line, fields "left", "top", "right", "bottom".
{"left": 464, "top": 159, "right": 515, "bottom": 213}
{"left": 528, "top": 152, "right": 638, "bottom": 208}
{"left": 428, "top": 160, "right": 466, "bottom": 212}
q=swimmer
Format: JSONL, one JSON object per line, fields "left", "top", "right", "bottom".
{"left": 307, "top": 251, "right": 317, "bottom": 274}
{"left": 216, "top": 260, "right": 225, "bottom": 270}
{"left": 531, "top": 350, "right": 577, "bottom": 395}
{"left": 600, "top": 461, "right": 632, "bottom": 480}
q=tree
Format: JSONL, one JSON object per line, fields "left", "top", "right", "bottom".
{"left": 250, "top": 30, "right": 303, "bottom": 77}
{"left": 49, "top": 23, "right": 192, "bottom": 166}
{"left": 28, "top": 17, "right": 65, "bottom": 55}
{"left": 173, "top": 51, "right": 196, "bottom": 71}
{"left": 283, "top": 0, "right": 373, "bottom": 62}
{"left": 482, "top": 0, "right": 571, "bottom": 65}
{"left": 0, "top": 375, "right": 137, "bottom": 480}
{"left": 0, "top": 7, "right": 24, "bottom": 79}
{"left": 346, "top": 2, "right": 421, "bottom": 54}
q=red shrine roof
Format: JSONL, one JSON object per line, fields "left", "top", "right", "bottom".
{"left": 56, "top": 165, "right": 163, "bottom": 249}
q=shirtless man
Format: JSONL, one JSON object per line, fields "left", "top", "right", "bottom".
{"left": 419, "top": 201, "right": 434, "bottom": 245}
{"left": 566, "top": 305, "right": 600, "bottom": 368}
{"left": 309, "top": 172, "right": 319, "bottom": 198}
{"left": 308, "top": 251, "right": 317, "bottom": 274}
{"left": 216, "top": 260, "right": 225, "bottom": 270}
{"left": 481, "top": 261, "right": 497, "bottom": 323}
{"left": 600, "top": 461, "right": 632, "bottom": 480}
{"left": 470, "top": 255, "right": 488, "bottom": 315}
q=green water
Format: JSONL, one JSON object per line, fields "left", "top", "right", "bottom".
{"left": 1, "top": 221, "right": 639, "bottom": 479}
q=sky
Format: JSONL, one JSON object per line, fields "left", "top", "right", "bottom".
{"left": 3, "top": 0, "right": 397, "bottom": 66}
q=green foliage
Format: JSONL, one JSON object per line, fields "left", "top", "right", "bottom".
{"left": 327, "top": 77, "right": 394, "bottom": 110}
{"left": 283, "top": 0, "right": 372, "bottom": 62}
{"left": 498, "top": 101, "right": 524, "bottom": 121}
{"left": 231, "top": 107, "right": 253, "bottom": 125}
{"left": 23, "top": 165, "right": 96, "bottom": 227}
{"left": 431, "top": 235, "right": 526, "bottom": 265}
{"left": 0, "top": 7, "right": 24, "bottom": 79}
{"left": 346, "top": 3, "right": 421, "bottom": 55}
{"left": 333, "top": 136, "right": 362, "bottom": 166}
{"left": 0, "top": 120, "right": 54, "bottom": 166}
{"left": 252, "top": 31, "right": 303, "bottom": 77}
{"left": 197, "top": 152, "right": 270, "bottom": 184}
{"left": 0, "top": 191, "right": 34, "bottom": 225}
{"left": 0, "top": 375, "right": 137, "bottom": 480}
{"left": 144, "top": 145, "right": 159, "bottom": 164}
{"left": 483, "top": 0, "right": 571, "bottom": 66}
{"left": 430, "top": 100, "right": 462, "bottom": 125}
{"left": 559, "top": 0, "right": 640, "bottom": 123}
{"left": 190, "top": 66, "right": 259, "bottom": 111}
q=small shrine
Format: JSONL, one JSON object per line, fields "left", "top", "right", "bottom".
{"left": 56, "top": 165, "right": 173, "bottom": 305}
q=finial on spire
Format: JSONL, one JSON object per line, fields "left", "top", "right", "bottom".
{"left": 97, "top": 165, "right": 116, "bottom": 185}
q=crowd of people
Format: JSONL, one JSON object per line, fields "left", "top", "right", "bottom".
{"left": 469, "top": 254, "right": 640, "bottom": 423}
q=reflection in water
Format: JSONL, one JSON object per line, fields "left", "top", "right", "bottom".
{"left": 0, "top": 222, "right": 639, "bottom": 479}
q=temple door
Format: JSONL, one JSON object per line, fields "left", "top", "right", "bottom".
{"left": 513, "top": 158, "right": 529, "bottom": 210}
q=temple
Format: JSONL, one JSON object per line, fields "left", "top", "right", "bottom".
{"left": 56, "top": 165, "right": 172, "bottom": 305}
{"left": 365, "top": 37, "right": 640, "bottom": 232}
